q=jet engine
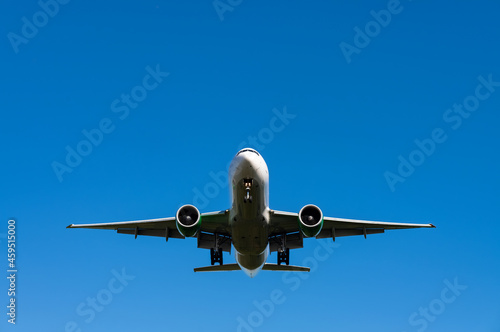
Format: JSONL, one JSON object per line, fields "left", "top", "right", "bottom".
{"left": 298, "top": 204, "right": 323, "bottom": 237}
{"left": 176, "top": 204, "right": 201, "bottom": 237}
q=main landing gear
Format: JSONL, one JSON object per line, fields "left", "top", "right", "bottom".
{"left": 210, "top": 248, "right": 223, "bottom": 265}
{"left": 243, "top": 179, "right": 253, "bottom": 203}
{"left": 209, "top": 233, "right": 229, "bottom": 265}
{"left": 278, "top": 248, "right": 290, "bottom": 266}
{"left": 277, "top": 234, "right": 290, "bottom": 266}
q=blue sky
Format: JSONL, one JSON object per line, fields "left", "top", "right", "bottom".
{"left": 1, "top": 0, "right": 500, "bottom": 331}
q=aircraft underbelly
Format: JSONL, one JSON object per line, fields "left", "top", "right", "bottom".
{"left": 232, "top": 217, "right": 268, "bottom": 254}
{"left": 231, "top": 201, "right": 269, "bottom": 276}
{"left": 236, "top": 249, "right": 268, "bottom": 271}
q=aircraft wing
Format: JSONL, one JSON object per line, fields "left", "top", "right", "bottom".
{"left": 318, "top": 216, "right": 435, "bottom": 239}
{"left": 66, "top": 210, "right": 231, "bottom": 240}
{"left": 269, "top": 210, "right": 435, "bottom": 240}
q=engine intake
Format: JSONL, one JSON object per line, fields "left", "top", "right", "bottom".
{"left": 176, "top": 205, "right": 201, "bottom": 237}
{"left": 298, "top": 204, "right": 323, "bottom": 238}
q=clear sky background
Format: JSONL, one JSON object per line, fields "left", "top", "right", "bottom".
{"left": 1, "top": 0, "right": 499, "bottom": 331}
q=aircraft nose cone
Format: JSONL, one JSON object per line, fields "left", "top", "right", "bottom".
{"left": 239, "top": 153, "right": 261, "bottom": 170}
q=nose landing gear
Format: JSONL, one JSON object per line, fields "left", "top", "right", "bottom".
{"left": 243, "top": 179, "right": 253, "bottom": 203}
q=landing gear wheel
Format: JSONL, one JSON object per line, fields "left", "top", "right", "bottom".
{"left": 277, "top": 248, "right": 290, "bottom": 266}
{"left": 210, "top": 248, "right": 223, "bottom": 265}
{"left": 244, "top": 179, "right": 253, "bottom": 204}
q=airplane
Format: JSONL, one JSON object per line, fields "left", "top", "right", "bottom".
{"left": 67, "top": 148, "right": 435, "bottom": 277}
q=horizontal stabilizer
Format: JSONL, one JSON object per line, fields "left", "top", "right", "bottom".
{"left": 194, "top": 264, "right": 241, "bottom": 272}
{"left": 262, "top": 264, "right": 310, "bottom": 272}
{"left": 194, "top": 264, "right": 310, "bottom": 272}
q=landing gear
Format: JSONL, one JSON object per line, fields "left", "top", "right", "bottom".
{"left": 210, "top": 248, "right": 223, "bottom": 265}
{"left": 209, "top": 232, "right": 228, "bottom": 265}
{"left": 277, "top": 234, "right": 290, "bottom": 266}
{"left": 278, "top": 248, "right": 290, "bottom": 266}
{"left": 243, "top": 179, "right": 253, "bottom": 203}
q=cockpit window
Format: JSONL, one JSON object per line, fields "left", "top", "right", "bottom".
{"left": 236, "top": 149, "right": 260, "bottom": 156}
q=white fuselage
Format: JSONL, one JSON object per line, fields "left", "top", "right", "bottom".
{"left": 228, "top": 148, "right": 270, "bottom": 277}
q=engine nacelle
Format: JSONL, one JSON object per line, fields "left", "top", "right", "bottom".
{"left": 298, "top": 204, "right": 324, "bottom": 238}
{"left": 176, "top": 204, "right": 201, "bottom": 237}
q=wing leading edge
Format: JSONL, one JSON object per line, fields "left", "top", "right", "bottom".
{"left": 269, "top": 210, "right": 435, "bottom": 240}
{"left": 66, "top": 210, "right": 231, "bottom": 240}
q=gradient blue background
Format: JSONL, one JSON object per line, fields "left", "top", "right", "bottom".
{"left": 1, "top": 0, "right": 499, "bottom": 331}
